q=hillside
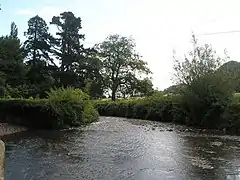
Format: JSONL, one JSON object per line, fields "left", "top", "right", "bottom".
{"left": 219, "top": 60, "right": 240, "bottom": 72}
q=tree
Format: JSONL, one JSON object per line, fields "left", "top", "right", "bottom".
{"left": 96, "top": 34, "right": 151, "bottom": 100}
{"left": 50, "top": 11, "right": 87, "bottom": 87}
{"left": 173, "top": 35, "right": 223, "bottom": 86}
{"left": 24, "top": 15, "right": 56, "bottom": 66}
{"left": 0, "top": 36, "right": 23, "bottom": 62}
{"left": 134, "top": 77, "right": 154, "bottom": 97}
{"left": 10, "top": 22, "right": 18, "bottom": 38}
{"left": 76, "top": 51, "right": 105, "bottom": 98}
{"left": 0, "top": 36, "right": 26, "bottom": 96}
{"left": 173, "top": 34, "right": 234, "bottom": 128}
{"left": 23, "top": 15, "right": 57, "bottom": 97}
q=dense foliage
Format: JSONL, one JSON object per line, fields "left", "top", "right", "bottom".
{"left": 95, "top": 35, "right": 240, "bottom": 134}
{"left": 95, "top": 93, "right": 240, "bottom": 133}
{"left": 0, "top": 12, "right": 152, "bottom": 100}
{"left": 95, "top": 94, "right": 185, "bottom": 124}
{"left": 1, "top": 10, "right": 240, "bottom": 133}
{"left": 0, "top": 88, "right": 98, "bottom": 129}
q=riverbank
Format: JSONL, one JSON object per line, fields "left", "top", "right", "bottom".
{"left": 0, "top": 123, "right": 26, "bottom": 136}
{"left": 95, "top": 95, "right": 240, "bottom": 134}
{"left": 0, "top": 88, "right": 99, "bottom": 129}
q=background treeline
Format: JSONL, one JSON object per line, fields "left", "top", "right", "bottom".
{"left": 96, "top": 35, "right": 240, "bottom": 134}
{"left": 2, "top": 10, "right": 240, "bottom": 132}
{"left": 0, "top": 11, "right": 153, "bottom": 100}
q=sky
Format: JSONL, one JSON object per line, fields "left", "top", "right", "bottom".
{"left": 1, "top": 0, "right": 240, "bottom": 90}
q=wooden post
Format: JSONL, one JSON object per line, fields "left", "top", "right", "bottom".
{"left": 0, "top": 140, "right": 4, "bottom": 180}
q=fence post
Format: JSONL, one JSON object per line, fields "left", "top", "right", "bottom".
{"left": 0, "top": 140, "right": 4, "bottom": 180}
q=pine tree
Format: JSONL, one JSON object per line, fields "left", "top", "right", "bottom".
{"left": 24, "top": 15, "right": 56, "bottom": 66}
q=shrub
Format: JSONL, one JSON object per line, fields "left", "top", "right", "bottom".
{"left": 0, "top": 87, "right": 99, "bottom": 129}
{"left": 95, "top": 94, "right": 185, "bottom": 124}
{"left": 46, "top": 87, "right": 89, "bottom": 101}
{"left": 95, "top": 93, "right": 240, "bottom": 133}
{"left": 45, "top": 87, "right": 98, "bottom": 127}
{"left": 180, "top": 72, "right": 234, "bottom": 129}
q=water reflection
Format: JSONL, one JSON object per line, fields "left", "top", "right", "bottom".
{"left": 2, "top": 117, "right": 240, "bottom": 180}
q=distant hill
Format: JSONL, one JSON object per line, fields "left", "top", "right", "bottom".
{"left": 219, "top": 61, "right": 240, "bottom": 92}
{"left": 164, "top": 84, "right": 184, "bottom": 94}
{"left": 219, "top": 61, "right": 240, "bottom": 72}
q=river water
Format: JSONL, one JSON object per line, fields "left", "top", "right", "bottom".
{"left": 2, "top": 117, "right": 240, "bottom": 180}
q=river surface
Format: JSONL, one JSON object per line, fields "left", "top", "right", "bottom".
{"left": 2, "top": 117, "right": 240, "bottom": 180}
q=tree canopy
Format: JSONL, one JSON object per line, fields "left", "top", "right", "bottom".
{"left": 96, "top": 34, "right": 151, "bottom": 100}
{"left": 0, "top": 12, "right": 153, "bottom": 99}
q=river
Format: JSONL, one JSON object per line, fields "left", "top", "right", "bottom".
{"left": 2, "top": 116, "right": 240, "bottom": 180}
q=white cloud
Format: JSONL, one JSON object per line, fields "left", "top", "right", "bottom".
{"left": 15, "top": 6, "right": 65, "bottom": 20}
{"left": 37, "top": 6, "right": 66, "bottom": 21}
{"left": 15, "top": 9, "right": 34, "bottom": 15}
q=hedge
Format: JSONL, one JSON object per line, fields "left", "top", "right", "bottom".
{"left": 95, "top": 95, "right": 240, "bottom": 134}
{"left": 95, "top": 95, "right": 186, "bottom": 124}
{"left": 0, "top": 88, "right": 99, "bottom": 129}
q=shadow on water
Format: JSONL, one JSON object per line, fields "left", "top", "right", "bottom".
{"left": 181, "top": 135, "right": 240, "bottom": 180}
{"left": 2, "top": 117, "right": 240, "bottom": 180}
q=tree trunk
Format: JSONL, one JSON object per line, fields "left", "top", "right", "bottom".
{"left": 33, "top": 21, "right": 37, "bottom": 66}
{"left": 111, "top": 89, "right": 116, "bottom": 101}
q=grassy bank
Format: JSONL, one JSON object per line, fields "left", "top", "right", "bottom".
{"left": 0, "top": 88, "right": 99, "bottom": 129}
{"left": 95, "top": 94, "right": 240, "bottom": 134}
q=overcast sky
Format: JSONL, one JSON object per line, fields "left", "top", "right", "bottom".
{"left": 0, "top": 0, "right": 240, "bottom": 90}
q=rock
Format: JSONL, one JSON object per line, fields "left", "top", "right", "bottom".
{"left": 223, "top": 128, "right": 226, "bottom": 133}
{"left": 152, "top": 127, "right": 156, "bottom": 130}
{"left": 185, "top": 128, "right": 194, "bottom": 132}
{"left": 167, "top": 128, "right": 173, "bottom": 132}
{"left": 210, "top": 141, "right": 223, "bottom": 147}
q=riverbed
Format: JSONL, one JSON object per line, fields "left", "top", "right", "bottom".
{"left": 2, "top": 117, "right": 240, "bottom": 180}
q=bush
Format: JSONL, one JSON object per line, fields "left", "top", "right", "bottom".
{"left": 46, "top": 87, "right": 99, "bottom": 127}
{"left": 95, "top": 94, "right": 186, "bottom": 124}
{"left": 95, "top": 92, "right": 240, "bottom": 134}
{"left": 180, "top": 72, "right": 234, "bottom": 129}
{"left": 0, "top": 87, "right": 99, "bottom": 129}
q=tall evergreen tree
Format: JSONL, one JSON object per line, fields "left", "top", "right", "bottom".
{"left": 50, "top": 11, "right": 87, "bottom": 87}
{"left": 10, "top": 22, "right": 18, "bottom": 38}
{"left": 0, "top": 36, "right": 26, "bottom": 94}
{"left": 24, "top": 15, "right": 57, "bottom": 97}
{"left": 24, "top": 15, "right": 56, "bottom": 66}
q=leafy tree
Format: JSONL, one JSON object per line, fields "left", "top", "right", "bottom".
{"left": 77, "top": 51, "right": 104, "bottom": 98}
{"left": 10, "top": 22, "right": 18, "bottom": 38}
{"left": 24, "top": 15, "right": 56, "bottom": 66}
{"left": 134, "top": 77, "right": 154, "bottom": 96}
{"left": 0, "top": 36, "right": 26, "bottom": 96}
{"left": 173, "top": 35, "right": 223, "bottom": 86}
{"left": 96, "top": 34, "right": 151, "bottom": 100}
{"left": 25, "top": 63, "right": 55, "bottom": 98}
{"left": 173, "top": 34, "right": 234, "bottom": 128}
{"left": 117, "top": 76, "right": 153, "bottom": 98}
{"left": 0, "top": 36, "right": 23, "bottom": 62}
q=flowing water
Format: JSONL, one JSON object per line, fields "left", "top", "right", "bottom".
{"left": 2, "top": 117, "right": 240, "bottom": 180}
